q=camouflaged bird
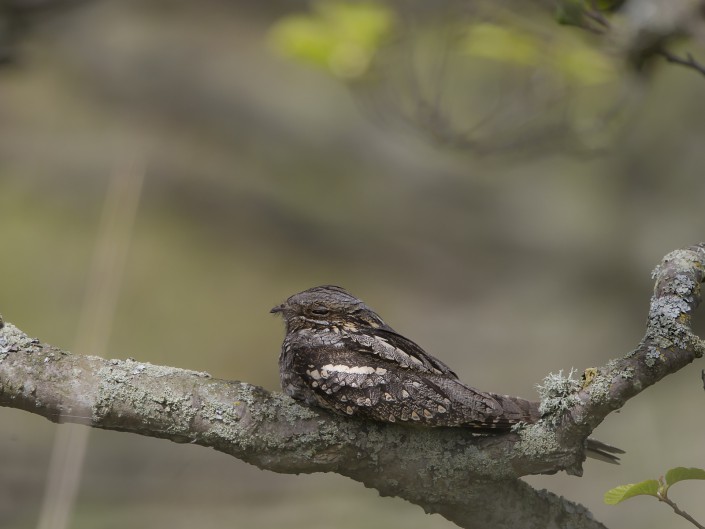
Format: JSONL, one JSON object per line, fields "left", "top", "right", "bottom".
{"left": 271, "top": 285, "right": 622, "bottom": 462}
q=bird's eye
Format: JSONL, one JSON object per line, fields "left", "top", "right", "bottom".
{"left": 310, "top": 306, "right": 329, "bottom": 316}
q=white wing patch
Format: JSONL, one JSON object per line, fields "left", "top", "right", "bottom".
{"left": 305, "top": 363, "right": 389, "bottom": 401}
{"left": 320, "top": 364, "right": 387, "bottom": 375}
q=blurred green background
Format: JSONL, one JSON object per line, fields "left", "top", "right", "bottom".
{"left": 1, "top": 1, "right": 705, "bottom": 528}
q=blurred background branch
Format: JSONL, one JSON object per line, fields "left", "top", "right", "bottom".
{"left": 3, "top": 0, "right": 705, "bottom": 153}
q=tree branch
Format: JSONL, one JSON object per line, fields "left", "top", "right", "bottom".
{"left": 0, "top": 321, "right": 604, "bottom": 529}
{"left": 570, "top": 0, "right": 705, "bottom": 78}
{"left": 1, "top": 243, "right": 704, "bottom": 529}
{"left": 562, "top": 245, "right": 705, "bottom": 441}
{"left": 657, "top": 49, "right": 705, "bottom": 78}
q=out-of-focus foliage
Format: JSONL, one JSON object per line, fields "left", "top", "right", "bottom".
{"left": 553, "top": 0, "right": 588, "bottom": 26}
{"left": 461, "top": 23, "right": 616, "bottom": 85}
{"left": 554, "top": 0, "right": 625, "bottom": 26}
{"left": 460, "top": 23, "right": 541, "bottom": 67}
{"left": 269, "top": 1, "right": 394, "bottom": 79}
{"left": 270, "top": 3, "right": 616, "bottom": 86}
{"left": 268, "top": 1, "right": 622, "bottom": 153}
{"left": 593, "top": 0, "right": 626, "bottom": 10}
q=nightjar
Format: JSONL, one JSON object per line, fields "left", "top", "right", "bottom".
{"left": 271, "top": 285, "right": 622, "bottom": 462}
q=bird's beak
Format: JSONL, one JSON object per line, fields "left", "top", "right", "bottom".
{"left": 270, "top": 304, "right": 285, "bottom": 314}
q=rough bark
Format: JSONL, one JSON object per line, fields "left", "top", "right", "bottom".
{"left": 1, "top": 243, "right": 704, "bottom": 529}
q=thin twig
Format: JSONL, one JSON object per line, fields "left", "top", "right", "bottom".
{"left": 658, "top": 49, "right": 705, "bottom": 77}
{"left": 659, "top": 495, "right": 705, "bottom": 529}
{"left": 581, "top": 0, "right": 611, "bottom": 33}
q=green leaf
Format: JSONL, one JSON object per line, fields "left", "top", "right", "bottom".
{"left": 268, "top": 1, "right": 394, "bottom": 79}
{"left": 460, "top": 22, "right": 616, "bottom": 86}
{"left": 591, "top": 0, "right": 625, "bottom": 11}
{"left": 554, "top": 0, "right": 586, "bottom": 26}
{"left": 665, "top": 467, "right": 705, "bottom": 486}
{"left": 552, "top": 45, "right": 616, "bottom": 86}
{"left": 461, "top": 23, "right": 541, "bottom": 67}
{"left": 604, "top": 480, "right": 660, "bottom": 505}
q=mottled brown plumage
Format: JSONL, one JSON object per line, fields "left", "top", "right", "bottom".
{"left": 272, "top": 285, "right": 622, "bottom": 462}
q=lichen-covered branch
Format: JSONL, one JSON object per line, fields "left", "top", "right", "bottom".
{"left": 0, "top": 319, "right": 603, "bottom": 529}
{"left": 1, "top": 243, "right": 704, "bottom": 529}
{"left": 561, "top": 245, "right": 705, "bottom": 443}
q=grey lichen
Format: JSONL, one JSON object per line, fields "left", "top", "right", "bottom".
{"left": 0, "top": 322, "right": 41, "bottom": 353}
{"left": 653, "top": 250, "right": 701, "bottom": 303}
{"left": 93, "top": 359, "right": 205, "bottom": 435}
{"left": 536, "top": 369, "right": 581, "bottom": 420}
{"left": 268, "top": 391, "right": 320, "bottom": 424}
{"left": 694, "top": 338, "right": 705, "bottom": 358}
{"left": 510, "top": 420, "right": 529, "bottom": 433}
{"left": 673, "top": 273, "right": 696, "bottom": 297}
{"left": 585, "top": 363, "right": 634, "bottom": 403}
{"left": 649, "top": 295, "right": 690, "bottom": 321}
{"left": 585, "top": 374, "right": 611, "bottom": 405}
{"left": 625, "top": 346, "right": 641, "bottom": 358}
{"left": 645, "top": 346, "right": 663, "bottom": 367}
{"left": 618, "top": 367, "right": 634, "bottom": 380}
{"left": 645, "top": 295, "right": 695, "bottom": 350}
{"left": 515, "top": 422, "right": 562, "bottom": 462}
{"left": 661, "top": 249, "right": 697, "bottom": 271}
{"left": 650, "top": 264, "right": 662, "bottom": 280}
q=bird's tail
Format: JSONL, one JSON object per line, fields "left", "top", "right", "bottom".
{"left": 586, "top": 438, "right": 625, "bottom": 464}
{"left": 494, "top": 394, "right": 624, "bottom": 463}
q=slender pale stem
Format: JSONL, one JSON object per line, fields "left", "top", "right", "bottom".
{"left": 659, "top": 494, "right": 705, "bottom": 529}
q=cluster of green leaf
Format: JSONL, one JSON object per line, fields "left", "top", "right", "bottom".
{"left": 269, "top": 1, "right": 616, "bottom": 87}
{"left": 606, "top": 467, "right": 705, "bottom": 529}
{"left": 268, "top": 1, "right": 394, "bottom": 79}
{"left": 553, "top": 0, "right": 624, "bottom": 27}
{"left": 460, "top": 22, "right": 614, "bottom": 86}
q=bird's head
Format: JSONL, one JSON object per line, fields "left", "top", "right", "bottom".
{"left": 270, "top": 285, "right": 387, "bottom": 333}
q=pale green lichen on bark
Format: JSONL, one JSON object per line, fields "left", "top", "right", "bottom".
{"left": 91, "top": 358, "right": 228, "bottom": 447}
{"left": 586, "top": 372, "right": 612, "bottom": 404}
{"left": 515, "top": 422, "right": 562, "bottom": 460}
{"left": 537, "top": 368, "right": 581, "bottom": 420}
{"left": 644, "top": 248, "right": 705, "bottom": 357}
{"left": 0, "top": 322, "right": 42, "bottom": 355}
{"left": 645, "top": 346, "right": 663, "bottom": 367}
{"left": 645, "top": 294, "right": 704, "bottom": 355}
{"left": 618, "top": 367, "right": 634, "bottom": 379}
{"left": 589, "top": 361, "right": 635, "bottom": 401}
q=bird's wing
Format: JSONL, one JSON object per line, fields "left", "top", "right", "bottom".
{"left": 342, "top": 326, "right": 460, "bottom": 378}
{"left": 290, "top": 342, "right": 531, "bottom": 429}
